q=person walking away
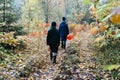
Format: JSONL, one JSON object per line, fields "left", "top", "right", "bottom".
{"left": 59, "top": 17, "right": 69, "bottom": 49}
{"left": 46, "top": 21, "right": 60, "bottom": 64}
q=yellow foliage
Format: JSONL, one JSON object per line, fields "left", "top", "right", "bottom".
{"left": 110, "top": 14, "right": 120, "bottom": 24}
{"left": 29, "top": 76, "right": 34, "bottom": 80}
{"left": 0, "top": 33, "right": 15, "bottom": 42}
{"left": 98, "top": 23, "right": 102, "bottom": 27}
{"left": 0, "top": 32, "right": 27, "bottom": 48}
{"left": 94, "top": 36, "right": 104, "bottom": 43}
{"left": 91, "top": 5, "right": 97, "bottom": 11}
{"left": 89, "top": 27, "right": 99, "bottom": 35}
{"left": 99, "top": 25, "right": 109, "bottom": 32}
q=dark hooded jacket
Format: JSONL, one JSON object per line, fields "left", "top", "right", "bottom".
{"left": 59, "top": 21, "right": 69, "bottom": 40}
{"left": 47, "top": 26, "right": 60, "bottom": 47}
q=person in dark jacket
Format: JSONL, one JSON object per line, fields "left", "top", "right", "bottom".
{"left": 47, "top": 21, "right": 60, "bottom": 64}
{"left": 59, "top": 17, "right": 69, "bottom": 49}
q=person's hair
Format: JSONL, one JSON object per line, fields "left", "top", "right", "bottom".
{"left": 62, "top": 17, "right": 66, "bottom": 21}
{"left": 51, "top": 21, "right": 56, "bottom": 27}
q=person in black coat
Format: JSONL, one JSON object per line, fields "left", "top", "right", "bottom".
{"left": 59, "top": 17, "right": 69, "bottom": 49}
{"left": 47, "top": 21, "right": 60, "bottom": 64}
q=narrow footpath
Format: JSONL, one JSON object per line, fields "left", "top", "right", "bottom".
{"left": 40, "top": 31, "right": 97, "bottom": 80}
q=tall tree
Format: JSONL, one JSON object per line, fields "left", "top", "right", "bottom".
{"left": 0, "top": 0, "right": 20, "bottom": 25}
{"left": 21, "top": 0, "right": 43, "bottom": 32}
{"left": 0, "top": 0, "right": 26, "bottom": 37}
{"left": 41, "top": 0, "right": 52, "bottom": 23}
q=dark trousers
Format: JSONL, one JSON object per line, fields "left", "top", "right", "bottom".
{"left": 61, "top": 36, "right": 67, "bottom": 49}
{"left": 50, "top": 46, "right": 58, "bottom": 63}
{"left": 61, "top": 40, "right": 66, "bottom": 49}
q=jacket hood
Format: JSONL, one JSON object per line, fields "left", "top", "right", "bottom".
{"left": 61, "top": 21, "right": 66, "bottom": 24}
{"left": 49, "top": 26, "right": 56, "bottom": 31}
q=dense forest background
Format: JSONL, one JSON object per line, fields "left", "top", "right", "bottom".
{"left": 0, "top": 0, "right": 120, "bottom": 79}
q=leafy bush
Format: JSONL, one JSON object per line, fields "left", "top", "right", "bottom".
{"left": 0, "top": 46, "right": 14, "bottom": 63}
{"left": 89, "top": 21, "right": 120, "bottom": 79}
{"left": 104, "top": 65, "right": 120, "bottom": 79}
{"left": 0, "top": 32, "right": 27, "bottom": 50}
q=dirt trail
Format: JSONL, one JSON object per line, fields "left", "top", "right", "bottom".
{"left": 39, "top": 31, "right": 97, "bottom": 79}
{"left": 39, "top": 49, "right": 66, "bottom": 79}
{"left": 0, "top": 30, "right": 97, "bottom": 79}
{"left": 76, "top": 31, "right": 97, "bottom": 79}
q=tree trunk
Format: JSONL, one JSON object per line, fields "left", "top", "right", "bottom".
{"left": 3, "top": 0, "right": 6, "bottom": 22}
{"left": 64, "top": 0, "right": 68, "bottom": 18}
{"left": 45, "top": 14, "right": 48, "bottom": 23}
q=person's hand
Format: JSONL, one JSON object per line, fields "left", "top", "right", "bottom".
{"left": 48, "top": 46, "right": 50, "bottom": 51}
{"left": 67, "top": 35, "right": 73, "bottom": 40}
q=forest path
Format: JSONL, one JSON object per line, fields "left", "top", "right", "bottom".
{"left": 0, "top": 28, "right": 97, "bottom": 80}
{"left": 40, "top": 30, "right": 97, "bottom": 80}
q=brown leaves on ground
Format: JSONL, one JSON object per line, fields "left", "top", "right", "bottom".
{"left": 0, "top": 23, "right": 115, "bottom": 80}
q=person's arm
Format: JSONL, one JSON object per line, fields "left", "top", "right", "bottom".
{"left": 46, "top": 31, "right": 50, "bottom": 45}
{"left": 58, "top": 32, "right": 60, "bottom": 46}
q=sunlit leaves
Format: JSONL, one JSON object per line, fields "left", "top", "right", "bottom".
{"left": 110, "top": 14, "right": 120, "bottom": 24}
{"left": 82, "top": 0, "right": 91, "bottom": 5}
{"left": 89, "top": 27, "right": 99, "bottom": 35}
{"left": 99, "top": 25, "right": 109, "bottom": 32}
{"left": 0, "top": 32, "right": 27, "bottom": 50}
{"left": 104, "top": 65, "right": 120, "bottom": 71}
{"left": 82, "top": 0, "right": 99, "bottom": 5}
{"left": 89, "top": 1, "right": 120, "bottom": 77}
{"left": 94, "top": 36, "right": 104, "bottom": 43}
